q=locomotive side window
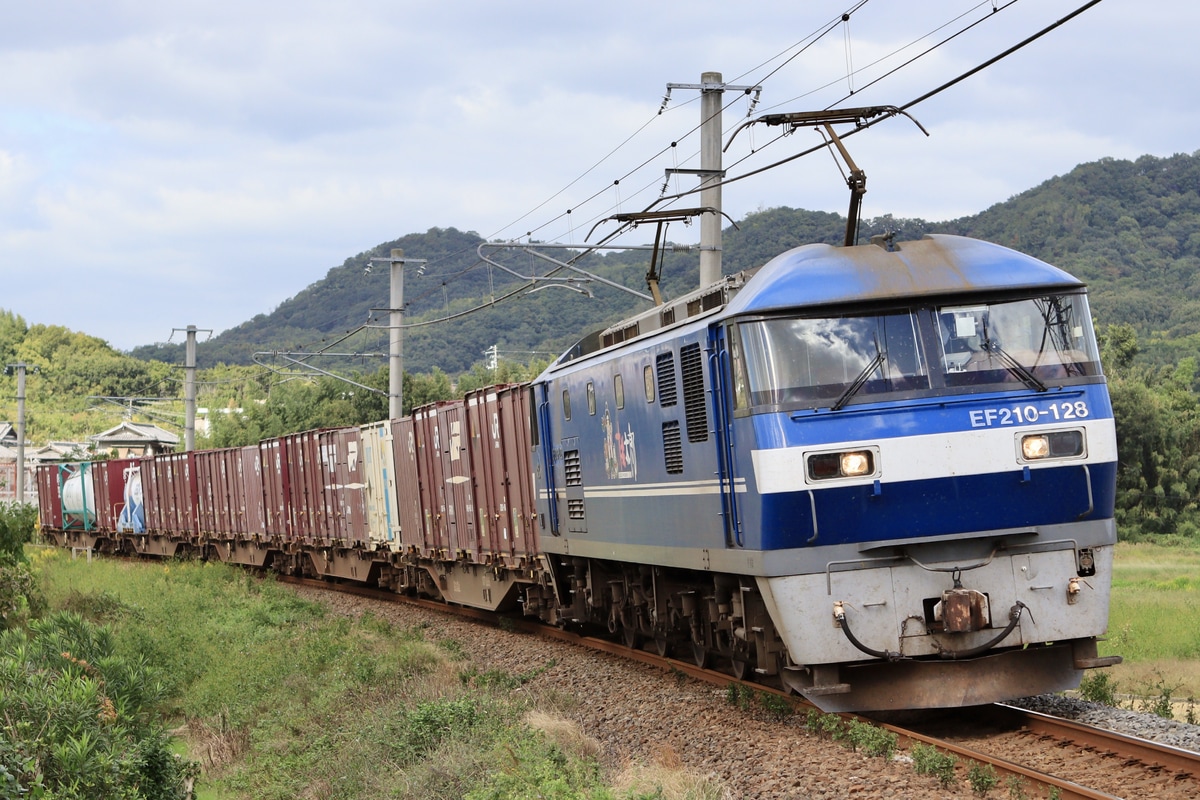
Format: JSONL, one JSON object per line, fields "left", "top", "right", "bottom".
{"left": 643, "top": 365, "right": 655, "bottom": 403}
{"left": 562, "top": 389, "right": 572, "bottom": 421}
{"left": 727, "top": 324, "right": 751, "bottom": 410}
{"left": 736, "top": 311, "right": 927, "bottom": 409}
{"left": 528, "top": 386, "right": 540, "bottom": 446}
{"left": 614, "top": 374, "right": 625, "bottom": 409}
{"left": 938, "top": 294, "right": 1100, "bottom": 388}
{"left": 587, "top": 382, "right": 596, "bottom": 415}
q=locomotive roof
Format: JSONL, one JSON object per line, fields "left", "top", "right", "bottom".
{"left": 723, "top": 234, "right": 1086, "bottom": 316}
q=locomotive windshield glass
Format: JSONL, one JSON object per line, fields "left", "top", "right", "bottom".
{"left": 731, "top": 311, "right": 927, "bottom": 409}
{"left": 938, "top": 294, "right": 1100, "bottom": 389}
{"left": 728, "top": 292, "right": 1102, "bottom": 411}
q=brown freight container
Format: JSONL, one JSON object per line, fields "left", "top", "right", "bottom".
{"left": 466, "top": 384, "right": 539, "bottom": 562}
{"left": 283, "top": 430, "right": 320, "bottom": 543}
{"left": 240, "top": 445, "right": 267, "bottom": 536}
{"left": 195, "top": 448, "right": 244, "bottom": 536}
{"left": 162, "top": 452, "right": 198, "bottom": 536}
{"left": 226, "top": 447, "right": 247, "bottom": 537}
{"left": 501, "top": 385, "right": 539, "bottom": 557}
{"left": 193, "top": 450, "right": 219, "bottom": 535}
{"left": 311, "top": 429, "right": 344, "bottom": 543}
{"left": 36, "top": 463, "right": 63, "bottom": 531}
{"left": 140, "top": 457, "right": 163, "bottom": 534}
{"left": 259, "top": 438, "right": 290, "bottom": 539}
{"left": 432, "top": 401, "right": 475, "bottom": 557}
{"left": 325, "top": 427, "right": 368, "bottom": 545}
{"left": 391, "top": 415, "right": 428, "bottom": 551}
{"left": 466, "top": 388, "right": 504, "bottom": 558}
{"left": 408, "top": 405, "right": 454, "bottom": 555}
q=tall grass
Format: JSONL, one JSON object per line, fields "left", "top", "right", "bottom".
{"left": 32, "top": 548, "right": 725, "bottom": 799}
{"left": 1105, "top": 543, "right": 1200, "bottom": 661}
{"left": 1098, "top": 541, "right": 1200, "bottom": 704}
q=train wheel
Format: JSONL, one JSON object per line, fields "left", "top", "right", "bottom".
{"left": 622, "top": 625, "right": 640, "bottom": 650}
{"left": 731, "top": 653, "right": 751, "bottom": 681}
{"left": 652, "top": 636, "right": 669, "bottom": 658}
{"left": 691, "top": 641, "right": 710, "bottom": 669}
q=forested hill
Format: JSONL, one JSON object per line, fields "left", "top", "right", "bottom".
{"left": 130, "top": 151, "right": 1200, "bottom": 374}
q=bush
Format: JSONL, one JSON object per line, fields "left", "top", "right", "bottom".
{"left": 0, "top": 502, "right": 42, "bottom": 631}
{"left": 1078, "top": 670, "right": 1119, "bottom": 706}
{"left": 0, "top": 611, "right": 197, "bottom": 798}
{"left": 911, "top": 742, "right": 957, "bottom": 787}
{"left": 846, "top": 719, "right": 897, "bottom": 759}
{"left": 967, "top": 761, "right": 999, "bottom": 795}
{"left": 0, "top": 502, "right": 37, "bottom": 562}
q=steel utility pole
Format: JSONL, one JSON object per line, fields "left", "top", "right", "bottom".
{"left": 368, "top": 249, "right": 426, "bottom": 419}
{"left": 699, "top": 71, "right": 724, "bottom": 289}
{"left": 5, "top": 363, "right": 30, "bottom": 503}
{"left": 665, "top": 72, "right": 760, "bottom": 288}
{"left": 389, "top": 249, "right": 404, "bottom": 420}
{"left": 172, "top": 325, "right": 210, "bottom": 451}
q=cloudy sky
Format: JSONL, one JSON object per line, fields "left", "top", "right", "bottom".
{"left": 2, "top": 0, "right": 1196, "bottom": 351}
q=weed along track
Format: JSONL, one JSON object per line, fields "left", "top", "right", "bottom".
{"left": 280, "top": 572, "right": 1200, "bottom": 799}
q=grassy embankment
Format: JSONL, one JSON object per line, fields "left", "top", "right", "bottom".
{"left": 26, "top": 539, "right": 1199, "bottom": 796}
{"left": 30, "top": 547, "right": 724, "bottom": 800}
{"left": 1098, "top": 541, "right": 1200, "bottom": 709}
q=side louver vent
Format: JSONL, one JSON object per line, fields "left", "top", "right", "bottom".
{"left": 564, "top": 450, "right": 582, "bottom": 486}
{"left": 662, "top": 421, "right": 683, "bottom": 474}
{"left": 656, "top": 352, "right": 678, "bottom": 407}
{"left": 680, "top": 343, "right": 708, "bottom": 443}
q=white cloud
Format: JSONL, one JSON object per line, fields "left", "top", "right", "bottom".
{"left": 0, "top": 0, "right": 1197, "bottom": 349}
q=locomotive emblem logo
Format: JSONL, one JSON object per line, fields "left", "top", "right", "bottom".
{"left": 601, "top": 404, "right": 637, "bottom": 481}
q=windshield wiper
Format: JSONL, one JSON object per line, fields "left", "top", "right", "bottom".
{"left": 832, "top": 348, "right": 887, "bottom": 411}
{"left": 983, "top": 340, "right": 1047, "bottom": 392}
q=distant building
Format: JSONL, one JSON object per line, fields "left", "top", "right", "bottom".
{"left": 0, "top": 424, "right": 35, "bottom": 504}
{"left": 88, "top": 421, "right": 180, "bottom": 459}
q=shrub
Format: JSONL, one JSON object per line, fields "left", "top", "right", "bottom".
{"left": 1078, "top": 670, "right": 1118, "bottom": 706}
{"left": 967, "top": 761, "right": 999, "bottom": 795}
{"left": 911, "top": 742, "right": 957, "bottom": 787}
{"left": 0, "top": 502, "right": 37, "bottom": 561}
{"left": 846, "top": 719, "right": 897, "bottom": 759}
{"left": 0, "top": 611, "right": 197, "bottom": 798}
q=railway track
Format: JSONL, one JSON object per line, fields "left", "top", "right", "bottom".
{"left": 894, "top": 703, "right": 1200, "bottom": 799}
{"left": 281, "top": 574, "right": 1200, "bottom": 799}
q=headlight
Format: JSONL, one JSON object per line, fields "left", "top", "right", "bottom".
{"left": 841, "top": 451, "right": 872, "bottom": 476}
{"left": 1020, "top": 430, "right": 1085, "bottom": 461}
{"left": 1022, "top": 435, "right": 1050, "bottom": 460}
{"left": 808, "top": 449, "right": 876, "bottom": 481}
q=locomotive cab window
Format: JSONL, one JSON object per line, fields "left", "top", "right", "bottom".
{"left": 938, "top": 293, "right": 1101, "bottom": 389}
{"left": 732, "top": 311, "right": 928, "bottom": 410}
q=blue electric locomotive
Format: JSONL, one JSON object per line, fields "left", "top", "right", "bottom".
{"left": 530, "top": 233, "right": 1119, "bottom": 712}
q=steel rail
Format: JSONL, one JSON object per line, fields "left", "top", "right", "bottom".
{"left": 995, "top": 702, "right": 1200, "bottom": 777}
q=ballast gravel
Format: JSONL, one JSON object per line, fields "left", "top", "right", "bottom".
{"left": 292, "top": 585, "right": 1200, "bottom": 798}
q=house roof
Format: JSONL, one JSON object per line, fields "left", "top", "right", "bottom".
{"left": 89, "top": 421, "right": 180, "bottom": 448}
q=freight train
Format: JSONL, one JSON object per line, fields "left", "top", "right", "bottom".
{"left": 38, "top": 232, "right": 1121, "bottom": 713}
